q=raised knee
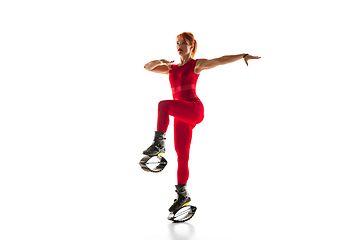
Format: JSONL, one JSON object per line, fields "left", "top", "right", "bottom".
{"left": 159, "top": 100, "right": 172, "bottom": 114}
{"left": 158, "top": 100, "right": 167, "bottom": 110}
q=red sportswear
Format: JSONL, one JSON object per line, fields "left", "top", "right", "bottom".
{"left": 156, "top": 59, "right": 204, "bottom": 184}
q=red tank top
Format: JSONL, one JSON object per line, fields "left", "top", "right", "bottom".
{"left": 169, "top": 59, "right": 200, "bottom": 101}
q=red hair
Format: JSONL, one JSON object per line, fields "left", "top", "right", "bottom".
{"left": 177, "top": 32, "right": 197, "bottom": 58}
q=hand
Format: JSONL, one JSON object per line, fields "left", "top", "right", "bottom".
{"left": 160, "top": 59, "right": 174, "bottom": 70}
{"left": 244, "top": 55, "right": 261, "bottom": 66}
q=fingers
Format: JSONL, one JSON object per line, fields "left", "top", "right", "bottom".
{"left": 159, "top": 60, "right": 174, "bottom": 71}
{"left": 166, "top": 63, "right": 172, "bottom": 70}
{"left": 244, "top": 55, "right": 261, "bottom": 66}
{"left": 162, "top": 60, "right": 174, "bottom": 64}
{"left": 168, "top": 61, "right": 174, "bottom": 70}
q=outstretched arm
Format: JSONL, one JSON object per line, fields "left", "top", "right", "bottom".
{"left": 195, "top": 53, "right": 261, "bottom": 74}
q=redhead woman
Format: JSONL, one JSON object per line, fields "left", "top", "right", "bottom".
{"left": 143, "top": 32, "right": 261, "bottom": 214}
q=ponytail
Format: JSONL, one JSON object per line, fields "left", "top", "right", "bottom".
{"left": 192, "top": 39, "right": 197, "bottom": 58}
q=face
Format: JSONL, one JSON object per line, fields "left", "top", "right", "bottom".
{"left": 176, "top": 37, "right": 193, "bottom": 56}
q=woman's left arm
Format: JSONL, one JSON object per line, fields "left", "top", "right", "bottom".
{"left": 195, "top": 53, "right": 261, "bottom": 74}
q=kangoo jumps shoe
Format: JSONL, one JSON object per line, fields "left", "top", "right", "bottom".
{"left": 143, "top": 131, "right": 166, "bottom": 157}
{"left": 169, "top": 183, "right": 191, "bottom": 213}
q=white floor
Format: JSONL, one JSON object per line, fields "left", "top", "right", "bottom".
{"left": 1, "top": 135, "right": 359, "bottom": 240}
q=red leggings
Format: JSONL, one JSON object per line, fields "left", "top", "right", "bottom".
{"left": 157, "top": 100, "right": 204, "bottom": 185}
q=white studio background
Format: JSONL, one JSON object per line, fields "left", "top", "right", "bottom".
{"left": 0, "top": 0, "right": 359, "bottom": 240}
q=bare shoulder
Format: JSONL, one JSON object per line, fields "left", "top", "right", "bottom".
{"left": 194, "top": 58, "right": 222, "bottom": 74}
{"left": 194, "top": 59, "right": 207, "bottom": 74}
{"left": 195, "top": 58, "right": 207, "bottom": 66}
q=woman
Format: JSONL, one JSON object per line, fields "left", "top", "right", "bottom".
{"left": 143, "top": 32, "right": 261, "bottom": 214}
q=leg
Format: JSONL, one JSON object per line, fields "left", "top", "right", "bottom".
{"left": 157, "top": 100, "right": 204, "bottom": 133}
{"left": 144, "top": 100, "right": 202, "bottom": 158}
{"left": 168, "top": 119, "right": 194, "bottom": 213}
{"left": 174, "top": 118, "right": 195, "bottom": 185}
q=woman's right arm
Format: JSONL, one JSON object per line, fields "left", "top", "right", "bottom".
{"left": 144, "top": 59, "right": 174, "bottom": 74}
